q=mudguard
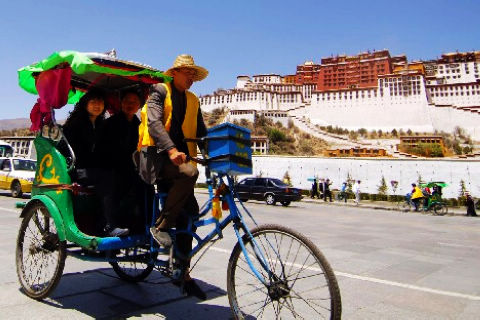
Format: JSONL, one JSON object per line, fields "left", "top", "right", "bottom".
{"left": 20, "top": 195, "right": 66, "bottom": 241}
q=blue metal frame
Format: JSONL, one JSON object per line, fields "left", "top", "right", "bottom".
{"left": 65, "top": 168, "right": 273, "bottom": 286}
{"left": 148, "top": 173, "right": 272, "bottom": 285}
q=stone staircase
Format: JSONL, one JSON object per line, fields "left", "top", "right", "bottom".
{"left": 287, "top": 111, "right": 422, "bottom": 159}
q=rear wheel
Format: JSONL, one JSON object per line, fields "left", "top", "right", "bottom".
{"left": 110, "top": 246, "right": 156, "bottom": 282}
{"left": 265, "top": 194, "right": 276, "bottom": 205}
{"left": 280, "top": 201, "right": 291, "bottom": 207}
{"left": 433, "top": 203, "right": 448, "bottom": 216}
{"left": 227, "top": 224, "right": 342, "bottom": 319}
{"left": 16, "top": 202, "right": 66, "bottom": 299}
{"left": 11, "top": 180, "right": 23, "bottom": 198}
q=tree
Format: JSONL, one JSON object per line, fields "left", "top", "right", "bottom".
{"left": 391, "top": 129, "right": 398, "bottom": 137}
{"left": 377, "top": 176, "right": 388, "bottom": 195}
{"left": 346, "top": 172, "right": 354, "bottom": 193}
{"left": 417, "top": 173, "right": 423, "bottom": 186}
{"left": 459, "top": 179, "right": 467, "bottom": 197}
{"left": 452, "top": 141, "right": 462, "bottom": 155}
{"left": 267, "top": 128, "right": 286, "bottom": 143}
{"left": 283, "top": 171, "right": 292, "bottom": 186}
{"left": 358, "top": 128, "right": 367, "bottom": 137}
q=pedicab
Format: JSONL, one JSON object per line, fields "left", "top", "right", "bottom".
{"left": 418, "top": 181, "right": 448, "bottom": 215}
{"left": 15, "top": 50, "right": 342, "bottom": 319}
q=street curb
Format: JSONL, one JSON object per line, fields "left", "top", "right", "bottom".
{"left": 194, "top": 188, "right": 466, "bottom": 216}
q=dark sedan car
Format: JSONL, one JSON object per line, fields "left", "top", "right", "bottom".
{"left": 235, "top": 177, "right": 303, "bottom": 206}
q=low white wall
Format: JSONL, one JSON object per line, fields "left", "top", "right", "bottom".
{"left": 199, "top": 156, "right": 480, "bottom": 198}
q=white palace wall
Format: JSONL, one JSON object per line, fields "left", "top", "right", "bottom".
{"left": 198, "top": 156, "right": 480, "bottom": 198}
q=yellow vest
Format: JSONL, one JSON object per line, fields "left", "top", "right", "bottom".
{"left": 412, "top": 186, "right": 424, "bottom": 199}
{"left": 137, "top": 82, "right": 199, "bottom": 159}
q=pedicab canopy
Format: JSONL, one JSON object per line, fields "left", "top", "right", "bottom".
{"left": 18, "top": 50, "right": 171, "bottom": 131}
{"left": 419, "top": 182, "right": 448, "bottom": 188}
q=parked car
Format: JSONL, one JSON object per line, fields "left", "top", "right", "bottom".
{"left": 235, "top": 177, "right": 303, "bottom": 206}
{"left": 0, "top": 157, "right": 36, "bottom": 197}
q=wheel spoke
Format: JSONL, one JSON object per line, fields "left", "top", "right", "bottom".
{"left": 228, "top": 225, "right": 340, "bottom": 319}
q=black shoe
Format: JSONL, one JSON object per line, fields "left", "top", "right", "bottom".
{"left": 174, "top": 279, "right": 207, "bottom": 300}
{"left": 150, "top": 227, "right": 172, "bottom": 247}
{"left": 105, "top": 226, "right": 129, "bottom": 237}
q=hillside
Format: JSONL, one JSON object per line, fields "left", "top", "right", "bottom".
{"left": 0, "top": 118, "right": 31, "bottom": 131}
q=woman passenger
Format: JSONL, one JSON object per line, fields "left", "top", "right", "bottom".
{"left": 63, "top": 89, "right": 129, "bottom": 237}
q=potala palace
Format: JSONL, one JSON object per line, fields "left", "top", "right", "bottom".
{"left": 199, "top": 50, "right": 480, "bottom": 142}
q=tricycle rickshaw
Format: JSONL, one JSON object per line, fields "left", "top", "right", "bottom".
{"left": 15, "top": 50, "right": 341, "bottom": 319}
{"left": 402, "top": 181, "right": 448, "bottom": 215}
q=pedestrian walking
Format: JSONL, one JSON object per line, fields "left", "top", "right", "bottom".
{"left": 318, "top": 178, "right": 325, "bottom": 198}
{"left": 311, "top": 179, "right": 320, "bottom": 199}
{"left": 466, "top": 193, "right": 478, "bottom": 217}
{"left": 353, "top": 180, "right": 361, "bottom": 205}
{"left": 323, "top": 178, "right": 333, "bottom": 202}
{"left": 339, "top": 182, "right": 348, "bottom": 203}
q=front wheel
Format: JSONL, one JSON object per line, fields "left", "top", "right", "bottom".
{"left": 110, "top": 246, "right": 157, "bottom": 282}
{"left": 265, "top": 194, "right": 276, "bottom": 205}
{"left": 227, "top": 224, "right": 342, "bottom": 319}
{"left": 16, "top": 202, "right": 66, "bottom": 299}
{"left": 433, "top": 203, "right": 448, "bottom": 216}
{"left": 11, "top": 180, "right": 23, "bottom": 198}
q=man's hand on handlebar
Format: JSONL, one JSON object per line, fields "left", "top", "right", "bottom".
{"left": 168, "top": 148, "right": 187, "bottom": 166}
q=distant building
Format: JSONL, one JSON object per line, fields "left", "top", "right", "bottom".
{"left": 1, "top": 136, "right": 36, "bottom": 159}
{"left": 199, "top": 49, "right": 480, "bottom": 140}
{"left": 326, "top": 147, "right": 389, "bottom": 157}
{"left": 296, "top": 61, "right": 321, "bottom": 85}
{"left": 316, "top": 50, "right": 392, "bottom": 91}
{"left": 251, "top": 136, "right": 269, "bottom": 154}
{"left": 398, "top": 136, "right": 447, "bottom": 156}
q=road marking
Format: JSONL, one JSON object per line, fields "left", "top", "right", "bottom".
{"left": 438, "top": 242, "right": 477, "bottom": 249}
{"left": 0, "top": 206, "right": 21, "bottom": 214}
{"left": 210, "top": 246, "right": 480, "bottom": 301}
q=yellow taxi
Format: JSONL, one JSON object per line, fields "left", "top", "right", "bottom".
{"left": 0, "top": 157, "right": 36, "bottom": 197}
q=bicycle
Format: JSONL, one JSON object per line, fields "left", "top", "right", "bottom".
{"left": 399, "top": 193, "right": 448, "bottom": 216}
{"left": 15, "top": 51, "right": 341, "bottom": 319}
{"left": 16, "top": 128, "right": 342, "bottom": 320}
{"left": 335, "top": 191, "right": 348, "bottom": 203}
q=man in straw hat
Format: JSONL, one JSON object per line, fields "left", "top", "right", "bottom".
{"left": 137, "top": 54, "right": 208, "bottom": 299}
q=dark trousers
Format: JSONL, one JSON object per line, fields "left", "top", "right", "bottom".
{"left": 155, "top": 161, "right": 199, "bottom": 228}
{"left": 324, "top": 190, "right": 332, "bottom": 202}
{"left": 155, "top": 161, "right": 199, "bottom": 265}
{"left": 412, "top": 198, "right": 422, "bottom": 211}
{"left": 75, "top": 168, "right": 118, "bottom": 230}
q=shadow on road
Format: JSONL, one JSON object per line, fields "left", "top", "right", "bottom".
{"left": 36, "top": 268, "right": 231, "bottom": 319}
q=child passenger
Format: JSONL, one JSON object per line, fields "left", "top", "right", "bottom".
{"left": 97, "top": 89, "right": 150, "bottom": 233}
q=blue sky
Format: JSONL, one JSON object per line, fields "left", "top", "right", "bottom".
{"left": 1, "top": 0, "right": 478, "bottom": 120}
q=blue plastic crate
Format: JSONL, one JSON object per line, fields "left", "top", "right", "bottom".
{"left": 206, "top": 123, "right": 252, "bottom": 175}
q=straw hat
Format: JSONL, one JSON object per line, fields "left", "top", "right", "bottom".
{"left": 164, "top": 54, "right": 208, "bottom": 82}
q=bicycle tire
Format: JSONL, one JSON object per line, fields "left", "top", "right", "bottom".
{"left": 16, "top": 202, "right": 66, "bottom": 300}
{"left": 401, "top": 201, "right": 412, "bottom": 212}
{"left": 433, "top": 203, "right": 448, "bottom": 216}
{"left": 110, "top": 246, "right": 157, "bottom": 282}
{"left": 227, "top": 224, "right": 341, "bottom": 319}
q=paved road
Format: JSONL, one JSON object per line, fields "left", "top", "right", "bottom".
{"left": 0, "top": 191, "right": 479, "bottom": 319}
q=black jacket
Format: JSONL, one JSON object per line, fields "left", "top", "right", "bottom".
{"left": 146, "top": 83, "right": 207, "bottom": 156}
{"left": 98, "top": 112, "right": 140, "bottom": 173}
{"left": 63, "top": 111, "right": 104, "bottom": 169}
